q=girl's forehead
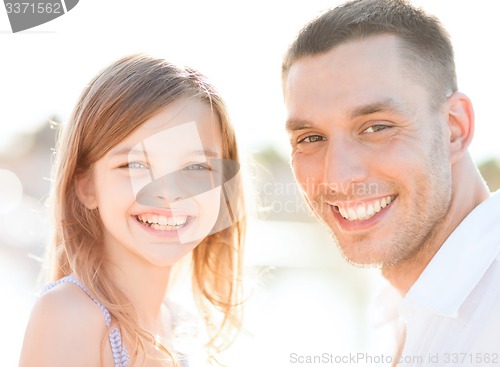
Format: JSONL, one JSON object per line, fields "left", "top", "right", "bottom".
{"left": 135, "top": 121, "right": 220, "bottom": 158}
{"left": 142, "top": 97, "right": 218, "bottom": 132}
{"left": 110, "top": 98, "right": 223, "bottom": 157}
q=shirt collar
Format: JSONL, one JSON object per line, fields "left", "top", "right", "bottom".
{"left": 403, "top": 190, "right": 500, "bottom": 318}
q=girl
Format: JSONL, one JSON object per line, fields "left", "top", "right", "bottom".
{"left": 19, "top": 54, "right": 245, "bottom": 367}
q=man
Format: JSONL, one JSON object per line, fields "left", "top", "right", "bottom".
{"left": 282, "top": 0, "right": 500, "bottom": 364}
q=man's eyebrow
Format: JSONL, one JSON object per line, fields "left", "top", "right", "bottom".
{"left": 285, "top": 99, "right": 408, "bottom": 132}
{"left": 350, "top": 98, "right": 409, "bottom": 119}
{"left": 286, "top": 117, "right": 315, "bottom": 132}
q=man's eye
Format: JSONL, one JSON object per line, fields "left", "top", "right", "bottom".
{"left": 364, "top": 125, "right": 389, "bottom": 133}
{"left": 299, "top": 135, "right": 325, "bottom": 143}
{"left": 185, "top": 163, "right": 210, "bottom": 171}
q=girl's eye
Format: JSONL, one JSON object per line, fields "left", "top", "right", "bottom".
{"left": 299, "top": 134, "right": 326, "bottom": 143}
{"left": 123, "top": 161, "right": 148, "bottom": 169}
{"left": 363, "top": 125, "right": 389, "bottom": 134}
{"left": 185, "top": 163, "right": 210, "bottom": 171}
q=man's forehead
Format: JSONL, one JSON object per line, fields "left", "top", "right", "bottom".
{"left": 286, "top": 35, "right": 403, "bottom": 82}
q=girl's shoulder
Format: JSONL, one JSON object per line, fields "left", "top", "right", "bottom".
{"left": 19, "top": 276, "right": 113, "bottom": 367}
{"left": 40, "top": 275, "right": 113, "bottom": 325}
{"left": 38, "top": 276, "right": 108, "bottom": 327}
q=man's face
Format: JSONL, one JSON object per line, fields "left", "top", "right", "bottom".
{"left": 284, "top": 34, "right": 453, "bottom": 268}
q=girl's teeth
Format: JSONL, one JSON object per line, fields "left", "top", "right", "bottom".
{"left": 150, "top": 223, "right": 183, "bottom": 230}
{"left": 137, "top": 214, "right": 188, "bottom": 230}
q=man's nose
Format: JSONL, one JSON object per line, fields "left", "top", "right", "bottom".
{"left": 323, "top": 137, "right": 369, "bottom": 194}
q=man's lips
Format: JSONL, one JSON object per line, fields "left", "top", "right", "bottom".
{"left": 329, "top": 195, "right": 396, "bottom": 221}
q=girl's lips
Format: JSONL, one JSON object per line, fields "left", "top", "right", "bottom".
{"left": 135, "top": 213, "right": 188, "bottom": 227}
{"left": 132, "top": 214, "right": 194, "bottom": 238}
{"left": 132, "top": 208, "right": 191, "bottom": 217}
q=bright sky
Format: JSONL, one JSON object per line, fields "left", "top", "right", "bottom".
{"left": 1, "top": 2, "right": 499, "bottom": 365}
{"left": 1, "top": 0, "right": 499, "bottom": 163}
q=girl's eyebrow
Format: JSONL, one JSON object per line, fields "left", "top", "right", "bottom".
{"left": 192, "top": 149, "right": 220, "bottom": 157}
{"left": 108, "top": 147, "right": 145, "bottom": 157}
{"left": 109, "top": 147, "right": 221, "bottom": 157}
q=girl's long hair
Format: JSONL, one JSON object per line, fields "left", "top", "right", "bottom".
{"left": 44, "top": 54, "right": 245, "bottom": 365}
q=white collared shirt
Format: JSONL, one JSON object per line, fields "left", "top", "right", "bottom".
{"left": 398, "top": 190, "right": 500, "bottom": 366}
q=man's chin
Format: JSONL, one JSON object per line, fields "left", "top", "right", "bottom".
{"left": 337, "top": 244, "right": 390, "bottom": 269}
{"left": 343, "top": 255, "right": 384, "bottom": 269}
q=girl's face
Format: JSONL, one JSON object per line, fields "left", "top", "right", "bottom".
{"left": 77, "top": 97, "right": 226, "bottom": 267}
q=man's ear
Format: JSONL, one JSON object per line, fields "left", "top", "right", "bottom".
{"left": 75, "top": 171, "right": 98, "bottom": 210}
{"left": 446, "top": 92, "right": 475, "bottom": 164}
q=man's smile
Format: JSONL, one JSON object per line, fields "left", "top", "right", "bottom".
{"left": 332, "top": 195, "right": 396, "bottom": 221}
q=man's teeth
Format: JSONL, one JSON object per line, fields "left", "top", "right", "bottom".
{"left": 338, "top": 196, "right": 393, "bottom": 221}
{"left": 137, "top": 214, "right": 188, "bottom": 230}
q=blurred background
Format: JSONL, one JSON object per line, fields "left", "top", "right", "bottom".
{"left": 1, "top": 1, "right": 499, "bottom": 365}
